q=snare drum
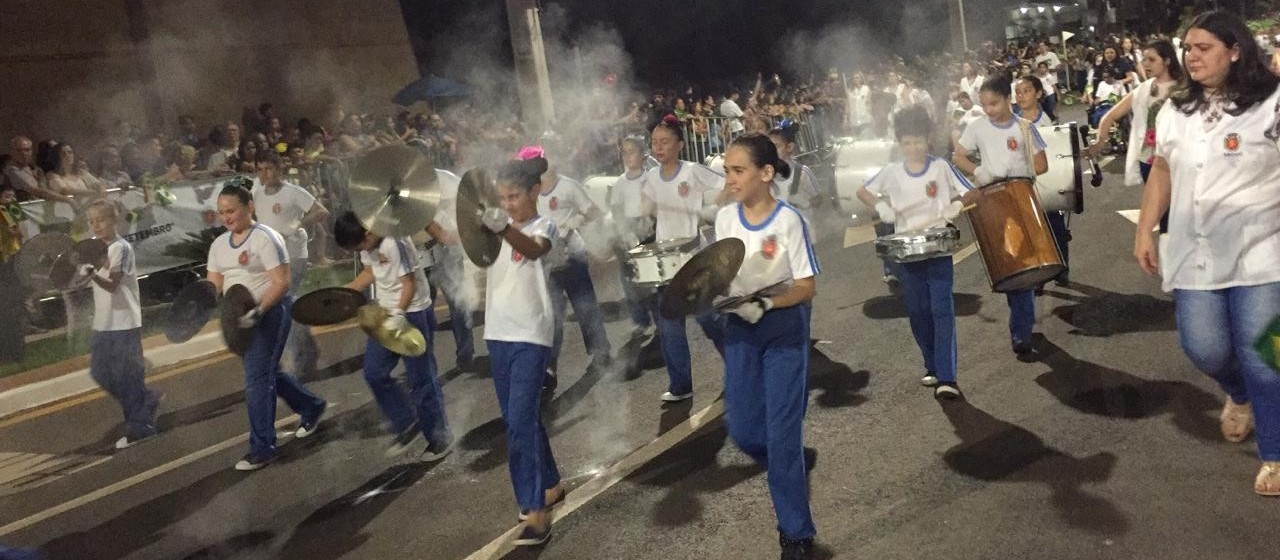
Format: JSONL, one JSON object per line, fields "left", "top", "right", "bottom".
{"left": 624, "top": 237, "right": 700, "bottom": 288}
{"left": 967, "top": 178, "right": 1065, "bottom": 292}
{"left": 1035, "top": 123, "right": 1085, "bottom": 214}
{"left": 874, "top": 227, "right": 961, "bottom": 263}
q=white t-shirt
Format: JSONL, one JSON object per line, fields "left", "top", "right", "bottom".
{"left": 92, "top": 237, "right": 142, "bottom": 331}
{"left": 958, "top": 76, "right": 982, "bottom": 104}
{"left": 719, "top": 99, "right": 745, "bottom": 132}
{"left": 714, "top": 201, "right": 819, "bottom": 299}
{"left": 360, "top": 236, "right": 432, "bottom": 313}
{"left": 484, "top": 216, "right": 557, "bottom": 347}
{"left": 536, "top": 174, "right": 595, "bottom": 256}
{"left": 1154, "top": 89, "right": 1280, "bottom": 292}
{"left": 610, "top": 170, "right": 655, "bottom": 243}
{"left": 252, "top": 181, "right": 315, "bottom": 259}
{"left": 957, "top": 116, "right": 1047, "bottom": 179}
{"left": 641, "top": 161, "right": 724, "bottom": 241}
{"left": 206, "top": 148, "right": 236, "bottom": 171}
{"left": 207, "top": 224, "right": 290, "bottom": 303}
{"left": 434, "top": 168, "right": 461, "bottom": 233}
{"left": 957, "top": 106, "right": 987, "bottom": 130}
{"left": 772, "top": 163, "right": 821, "bottom": 209}
{"left": 1035, "top": 52, "right": 1062, "bottom": 71}
{"left": 863, "top": 156, "right": 974, "bottom": 232}
{"left": 1035, "top": 71, "right": 1058, "bottom": 92}
{"left": 846, "top": 85, "right": 871, "bottom": 126}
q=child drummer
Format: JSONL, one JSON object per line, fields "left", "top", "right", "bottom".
{"left": 334, "top": 211, "right": 452, "bottom": 460}
{"left": 856, "top": 106, "right": 973, "bottom": 399}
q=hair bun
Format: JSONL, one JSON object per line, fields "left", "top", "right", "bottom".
{"left": 662, "top": 114, "right": 679, "bottom": 125}
{"left": 515, "top": 145, "right": 546, "bottom": 161}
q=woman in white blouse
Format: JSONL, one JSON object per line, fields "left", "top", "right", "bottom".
{"left": 1135, "top": 11, "right": 1280, "bottom": 497}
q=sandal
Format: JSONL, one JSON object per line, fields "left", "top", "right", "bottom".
{"left": 517, "top": 485, "right": 566, "bottom": 521}
{"left": 1220, "top": 400, "right": 1254, "bottom": 443}
{"left": 1255, "top": 463, "right": 1280, "bottom": 497}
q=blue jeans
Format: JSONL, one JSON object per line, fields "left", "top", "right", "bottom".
{"left": 1174, "top": 283, "right": 1280, "bottom": 460}
{"left": 90, "top": 328, "right": 158, "bottom": 439}
{"left": 654, "top": 288, "right": 726, "bottom": 395}
{"left": 549, "top": 256, "right": 612, "bottom": 370}
{"left": 487, "top": 341, "right": 561, "bottom": 510}
{"left": 723, "top": 305, "right": 815, "bottom": 540}
{"left": 362, "top": 309, "right": 450, "bottom": 445}
{"left": 243, "top": 298, "right": 327, "bottom": 458}
{"left": 429, "top": 246, "right": 475, "bottom": 363}
{"left": 284, "top": 258, "right": 319, "bottom": 377}
{"left": 900, "top": 257, "right": 958, "bottom": 382}
{"left": 1007, "top": 289, "right": 1036, "bottom": 345}
{"left": 1047, "top": 211, "right": 1071, "bottom": 270}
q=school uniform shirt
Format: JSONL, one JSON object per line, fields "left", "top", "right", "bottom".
{"left": 772, "top": 163, "right": 822, "bottom": 210}
{"left": 360, "top": 236, "right": 432, "bottom": 313}
{"left": 863, "top": 156, "right": 974, "bottom": 232}
{"left": 252, "top": 181, "right": 314, "bottom": 260}
{"left": 714, "top": 201, "right": 819, "bottom": 299}
{"left": 1153, "top": 89, "right": 1280, "bottom": 292}
{"left": 958, "top": 76, "right": 982, "bottom": 105}
{"left": 484, "top": 216, "right": 558, "bottom": 348}
{"left": 611, "top": 170, "right": 655, "bottom": 241}
{"left": 536, "top": 175, "right": 593, "bottom": 256}
{"left": 1035, "top": 72, "right": 1058, "bottom": 94}
{"left": 641, "top": 161, "right": 724, "bottom": 241}
{"left": 92, "top": 237, "right": 142, "bottom": 332}
{"left": 1013, "top": 105, "right": 1052, "bottom": 127}
{"left": 957, "top": 116, "right": 1047, "bottom": 179}
{"left": 956, "top": 106, "right": 987, "bottom": 131}
{"left": 207, "top": 223, "right": 289, "bottom": 303}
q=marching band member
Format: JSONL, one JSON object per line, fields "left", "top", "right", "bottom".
{"left": 610, "top": 136, "right": 658, "bottom": 340}
{"left": 1014, "top": 75, "right": 1072, "bottom": 278}
{"left": 516, "top": 145, "right": 612, "bottom": 390}
{"left": 768, "top": 123, "right": 823, "bottom": 224}
{"left": 425, "top": 167, "right": 478, "bottom": 372}
{"left": 951, "top": 73, "right": 1049, "bottom": 356}
{"left": 207, "top": 184, "right": 328, "bottom": 471}
{"left": 251, "top": 152, "right": 330, "bottom": 377}
{"left": 1135, "top": 11, "right": 1280, "bottom": 496}
{"left": 334, "top": 211, "right": 452, "bottom": 460}
{"left": 642, "top": 116, "right": 728, "bottom": 402}
{"left": 857, "top": 107, "right": 972, "bottom": 399}
{"left": 716, "top": 134, "right": 819, "bottom": 560}
{"left": 479, "top": 156, "right": 566, "bottom": 545}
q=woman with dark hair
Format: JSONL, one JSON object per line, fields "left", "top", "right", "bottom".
{"left": 716, "top": 133, "right": 819, "bottom": 559}
{"left": 1013, "top": 76, "right": 1051, "bottom": 126}
{"left": 1135, "top": 10, "right": 1280, "bottom": 497}
{"left": 46, "top": 143, "right": 105, "bottom": 198}
{"left": 767, "top": 123, "right": 822, "bottom": 223}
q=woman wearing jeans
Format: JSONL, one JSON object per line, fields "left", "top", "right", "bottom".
{"left": 1135, "top": 11, "right": 1280, "bottom": 496}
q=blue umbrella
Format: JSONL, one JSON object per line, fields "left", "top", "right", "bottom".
{"left": 393, "top": 74, "right": 472, "bottom": 106}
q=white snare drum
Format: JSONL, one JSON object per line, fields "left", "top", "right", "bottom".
{"left": 624, "top": 237, "right": 700, "bottom": 288}
{"left": 1035, "top": 123, "right": 1085, "bottom": 214}
{"left": 833, "top": 139, "right": 896, "bottom": 215}
{"left": 874, "top": 227, "right": 961, "bottom": 263}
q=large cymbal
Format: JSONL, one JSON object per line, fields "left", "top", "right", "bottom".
{"left": 14, "top": 233, "right": 74, "bottom": 292}
{"left": 456, "top": 167, "right": 502, "bottom": 267}
{"left": 349, "top": 145, "right": 441, "bottom": 238}
{"left": 357, "top": 304, "right": 427, "bottom": 357}
{"left": 659, "top": 238, "right": 746, "bottom": 320}
{"left": 165, "top": 280, "right": 218, "bottom": 343}
{"left": 49, "top": 238, "right": 109, "bottom": 290}
{"left": 292, "top": 287, "right": 367, "bottom": 326}
{"left": 220, "top": 284, "right": 257, "bottom": 356}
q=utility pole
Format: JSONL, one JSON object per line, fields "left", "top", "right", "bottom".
{"left": 505, "top": 0, "right": 556, "bottom": 134}
{"left": 949, "top": 0, "right": 970, "bottom": 53}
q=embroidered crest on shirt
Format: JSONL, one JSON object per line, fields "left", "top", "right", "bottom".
{"left": 549, "top": 197, "right": 559, "bottom": 211}
{"left": 238, "top": 250, "right": 249, "bottom": 266}
{"left": 1224, "top": 133, "right": 1241, "bottom": 152}
{"left": 511, "top": 250, "right": 525, "bottom": 263}
{"left": 1006, "top": 136, "right": 1019, "bottom": 151}
{"left": 272, "top": 203, "right": 282, "bottom": 215}
{"left": 678, "top": 182, "right": 690, "bottom": 198}
{"left": 925, "top": 181, "right": 938, "bottom": 198}
{"left": 761, "top": 235, "right": 779, "bottom": 260}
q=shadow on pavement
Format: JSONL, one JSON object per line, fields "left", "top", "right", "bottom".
{"left": 861, "top": 292, "right": 982, "bottom": 320}
{"left": 629, "top": 424, "right": 761, "bottom": 528}
{"left": 178, "top": 530, "right": 275, "bottom": 560}
{"left": 808, "top": 343, "right": 869, "bottom": 409}
{"left": 1045, "top": 282, "right": 1176, "bottom": 337}
{"left": 939, "top": 400, "right": 1130, "bottom": 534}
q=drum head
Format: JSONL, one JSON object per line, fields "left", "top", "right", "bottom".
{"left": 992, "top": 264, "right": 1067, "bottom": 293}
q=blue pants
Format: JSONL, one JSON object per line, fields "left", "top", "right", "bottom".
{"left": 1007, "top": 289, "right": 1036, "bottom": 345}
{"left": 243, "top": 298, "right": 327, "bottom": 458}
{"left": 429, "top": 246, "right": 475, "bottom": 363}
{"left": 723, "top": 305, "right": 816, "bottom": 540}
{"left": 1175, "top": 283, "right": 1280, "bottom": 460}
{"left": 654, "top": 288, "right": 726, "bottom": 395}
{"left": 487, "top": 341, "right": 561, "bottom": 511}
{"left": 1040, "top": 93, "right": 1058, "bottom": 122}
{"left": 549, "top": 256, "right": 612, "bottom": 370}
{"left": 362, "top": 309, "right": 450, "bottom": 445}
{"left": 284, "top": 258, "right": 319, "bottom": 376}
{"left": 90, "top": 328, "right": 158, "bottom": 439}
{"left": 1046, "top": 211, "right": 1071, "bottom": 269}
{"left": 900, "top": 257, "right": 958, "bottom": 382}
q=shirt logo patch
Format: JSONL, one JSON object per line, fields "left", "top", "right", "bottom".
{"left": 761, "top": 235, "right": 779, "bottom": 260}
{"left": 1224, "top": 133, "right": 1241, "bottom": 152}
{"left": 511, "top": 250, "right": 525, "bottom": 264}
{"left": 238, "top": 250, "right": 250, "bottom": 266}
{"left": 925, "top": 181, "right": 938, "bottom": 198}
{"left": 272, "top": 203, "right": 282, "bottom": 215}
{"left": 678, "top": 182, "right": 690, "bottom": 198}
{"left": 1007, "top": 137, "right": 1019, "bottom": 151}
{"left": 549, "top": 197, "right": 559, "bottom": 211}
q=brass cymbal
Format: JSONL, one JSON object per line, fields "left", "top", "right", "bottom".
{"left": 456, "top": 167, "right": 502, "bottom": 267}
{"left": 49, "top": 238, "right": 110, "bottom": 290}
{"left": 220, "top": 284, "right": 257, "bottom": 356}
{"left": 14, "top": 233, "right": 74, "bottom": 293}
{"left": 165, "top": 280, "right": 218, "bottom": 343}
{"left": 292, "top": 287, "right": 367, "bottom": 326}
{"left": 349, "top": 145, "right": 441, "bottom": 238}
{"left": 659, "top": 238, "right": 746, "bottom": 320}
{"left": 357, "top": 304, "right": 427, "bottom": 357}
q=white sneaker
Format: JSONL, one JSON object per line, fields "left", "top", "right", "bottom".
{"left": 114, "top": 434, "right": 154, "bottom": 450}
{"left": 661, "top": 391, "right": 693, "bottom": 402}
{"left": 920, "top": 373, "right": 939, "bottom": 387}
{"left": 421, "top": 441, "right": 453, "bottom": 462}
{"left": 934, "top": 384, "right": 963, "bottom": 400}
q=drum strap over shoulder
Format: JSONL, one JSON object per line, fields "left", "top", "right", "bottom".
{"left": 1018, "top": 118, "right": 1036, "bottom": 182}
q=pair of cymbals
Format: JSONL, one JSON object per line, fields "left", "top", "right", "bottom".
{"left": 349, "top": 145, "right": 441, "bottom": 238}
{"left": 165, "top": 281, "right": 255, "bottom": 356}
{"left": 15, "top": 234, "right": 109, "bottom": 292}
{"left": 659, "top": 238, "right": 746, "bottom": 319}
{"left": 455, "top": 168, "right": 502, "bottom": 267}
{"left": 49, "top": 238, "right": 109, "bottom": 290}
{"left": 357, "top": 304, "right": 427, "bottom": 357}
{"left": 220, "top": 284, "right": 257, "bottom": 356}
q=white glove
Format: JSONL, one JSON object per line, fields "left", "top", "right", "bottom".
{"left": 728, "top": 297, "right": 773, "bottom": 324}
{"left": 237, "top": 308, "right": 261, "bottom": 329}
{"left": 381, "top": 310, "right": 409, "bottom": 333}
{"left": 480, "top": 207, "right": 510, "bottom": 233}
{"left": 560, "top": 213, "right": 586, "bottom": 232}
{"left": 874, "top": 201, "right": 896, "bottom": 224}
{"left": 973, "top": 166, "right": 994, "bottom": 185}
{"left": 942, "top": 200, "right": 965, "bottom": 223}
{"left": 76, "top": 263, "right": 97, "bottom": 280}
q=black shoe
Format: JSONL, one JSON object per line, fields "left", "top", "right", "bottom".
{"left": 421, "top": 439, "right": 453, "bottom": 462}
{"left": 295, "top": 401, "right": 328, "bottom": 439}
{"left": 779, "top": 535, "right": 814, "bottom": 560}
{"left": 1012, "top": 340, "right": 1033, "bottom": 355}
{"left": 456, "top": 356, "right": 476, "bottom": 372}
{"left": 542, "top": 369, "right": 558, "bottom": 393}
{"left": 513, "top": 523, "right": 552, "bottom": 546}
{"left": 385, "top": 421, "right": 421, "bottom": 458}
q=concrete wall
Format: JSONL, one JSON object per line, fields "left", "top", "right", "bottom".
{"left": 0, "top": 0, "right": 418, "bottom": 150}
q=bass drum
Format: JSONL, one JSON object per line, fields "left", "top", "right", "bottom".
{"left": 1035, "top": 122, "right": 1085, "bottom": 214}
{"left": 968, "top": 178, "right": 1065, "bottom": 292}
{"left": 832, "top": 139, "right": 896, "bottom": 215}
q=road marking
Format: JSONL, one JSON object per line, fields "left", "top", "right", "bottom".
{"left": 0, "top": 414, "right": 301, "bottom": 537}
{"left": 462, "top": 399, "right": 727, "bottom": 560}
{"left": 0, "top": 452, "right": 110, "bottom": 498}
{"left": 952, "top": 242, "right": 979, "bottom": 264}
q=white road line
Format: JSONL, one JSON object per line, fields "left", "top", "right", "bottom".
{"left": 463, "top": 399, "right": 727, "bottom": 560}
{"left": 0, "top": 414, "right": 301, "bottom": 537}
{"left": 952, "top": 243, "right": 979, "bottom": 264}
{"left": 1117, "top": 209, "right": 1141, "bottom": 224}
